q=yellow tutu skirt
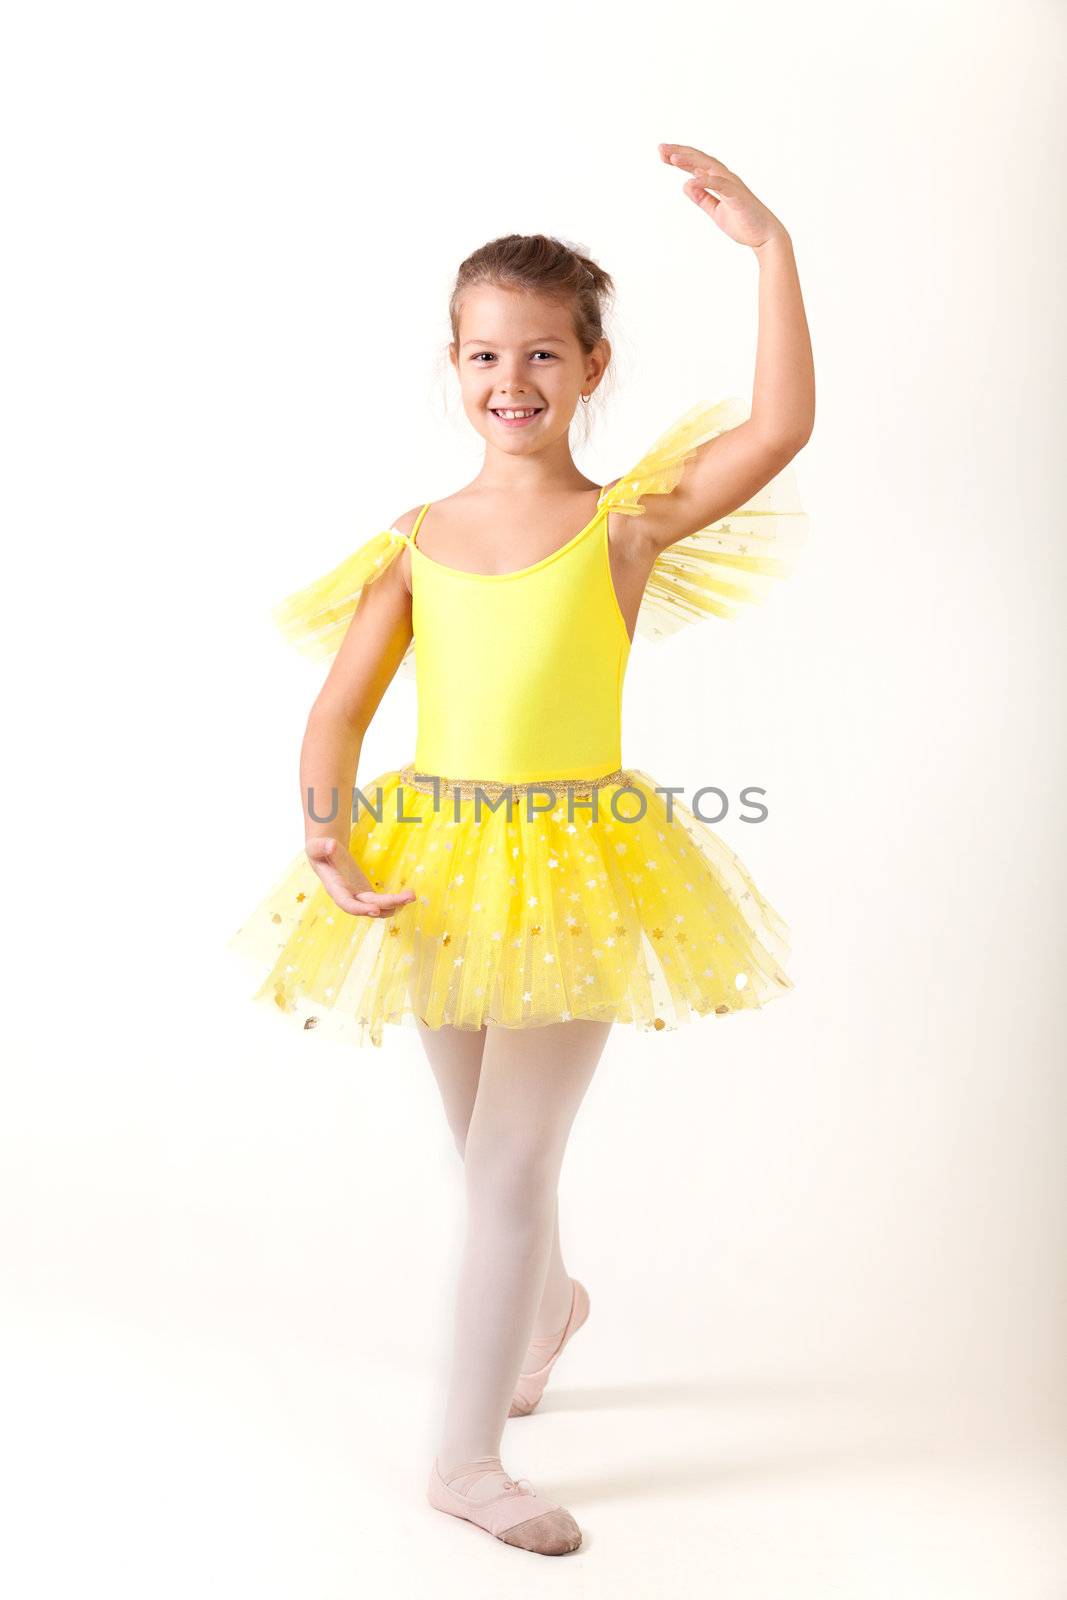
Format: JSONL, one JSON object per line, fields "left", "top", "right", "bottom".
{"left": 227, "top": 763, "right": 793, "bottom": 1048}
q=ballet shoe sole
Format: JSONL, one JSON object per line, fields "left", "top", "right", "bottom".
{"left": 509, "top": 1278, "right": 590, "bottom": 1418}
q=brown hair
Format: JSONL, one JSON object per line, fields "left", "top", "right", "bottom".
{"left": 445, "top": 233, "right": 617, "bottom": 444}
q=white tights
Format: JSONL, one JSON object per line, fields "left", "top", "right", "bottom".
{"left": 415, "top": 1015, "right": 613, "bottom": 1485}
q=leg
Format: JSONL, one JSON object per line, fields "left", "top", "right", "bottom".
{"left": 414, "top": 1015, "right": 486, "bottom": 1157}
{"left": 415, "top": 1016, "right": 576, "bottom": 1351}
{"left": 436, "top": 1016, "right": 613, "bottom": 1479}
{"left": 522, "top": 1196, "right": 574, "bottom": 1354}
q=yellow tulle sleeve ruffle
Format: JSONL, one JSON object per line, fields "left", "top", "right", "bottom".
{"left": 599, "top": 397, "right": 809, "bottom": 641}
{"left": 270, "top": 526, "right": 416, "bottom": 676}
{"left": 270, "top": 396, "right": 807, "bottom": 666}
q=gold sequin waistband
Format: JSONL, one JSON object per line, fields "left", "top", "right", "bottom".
{"left": 398, "top": 761, "right": 631, "bottom": 800}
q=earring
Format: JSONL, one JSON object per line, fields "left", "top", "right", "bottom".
{"left": 580, "top": 392, "right": 590, "bottom": 404}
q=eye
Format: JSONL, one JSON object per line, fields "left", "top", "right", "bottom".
{"left": 469, "top": 351, "right": 558, "bottom": 363}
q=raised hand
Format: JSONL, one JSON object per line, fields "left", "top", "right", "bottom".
{"left": 306, "top": 835, "right": 416, "bottom": 918}
{"left": 658, "top": 144, "right": 787, "bottom": 250}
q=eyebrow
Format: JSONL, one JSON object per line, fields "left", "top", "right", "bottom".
{"left": 460, "top": 336, "right": 569, "bottom": 348}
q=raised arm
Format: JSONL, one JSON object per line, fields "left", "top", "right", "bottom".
{"left": 638, "top": 146, "right": 815, "bottom": 553}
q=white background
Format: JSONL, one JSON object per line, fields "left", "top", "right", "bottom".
{"left": 2, "top": 0, "right": 1064, "bottom": 1593}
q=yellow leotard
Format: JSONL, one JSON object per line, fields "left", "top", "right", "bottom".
{"left": 229, "top": 397, "right": 809, "bottom": 1048}
{"left": 404, "top": 491, "right": 630, "bottom": 783}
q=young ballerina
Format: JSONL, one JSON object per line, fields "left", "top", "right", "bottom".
{"left": 229, "top": 143, "right": 814, "bottom": 1555}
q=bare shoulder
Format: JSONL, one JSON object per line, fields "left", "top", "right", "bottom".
{"left": 387, "top": 504, "right": 426, "bottom": 594}
{"left": 390, "top": 504, "right": 425, "bottom": 537}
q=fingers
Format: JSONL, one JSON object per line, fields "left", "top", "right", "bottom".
{"left": 307, "top": 840, "right": 419, "bottom": 918}
{"left": 686, "top": 168, "right": 738, "bottom": 193}
{"left": 335, "top": 893, "right": 378, "bottom": 916}
{"left": 366, "top": 889, "right": 418, "bottom": 912}
{"left": 334, "top": 886, "right": 417, "bottom": 918}
{"left": 314, "top": 873, "right": 374, "bottom": 915}
{"left": 685, "top": 174, "right": 720, "bottom": 197}
{"left": 685, "top": 183, "right": 721, "bottom": 212}
{"left": 660, "top": 143, "right": 733, "bottom": 180}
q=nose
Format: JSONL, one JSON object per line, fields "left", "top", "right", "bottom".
{"left": 495, "top": 359, "right": 533, "bottom": 395}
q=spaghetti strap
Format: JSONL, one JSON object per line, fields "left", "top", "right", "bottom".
{"left": 410, "top": 501, "right": 432, "bottom": 548}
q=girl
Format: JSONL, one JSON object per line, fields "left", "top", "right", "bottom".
{"left": 229, "top": 143, "right": 814, "bottom": 1555}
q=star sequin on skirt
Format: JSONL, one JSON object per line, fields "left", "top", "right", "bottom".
{"left": 227, "top": 765, "right": 793, "bottom": 1048}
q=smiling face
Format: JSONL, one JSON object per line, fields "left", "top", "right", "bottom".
{"left": 449, "top": 285, "right": 609, "bottom": 452}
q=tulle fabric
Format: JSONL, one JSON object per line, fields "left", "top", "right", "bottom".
{"left": 598, "top": 397, "right": 809, "bottom": 640}
{"left": 227, "top": 764, "right": 793, "bottom": 1049}
{"left": 271, "top": 526, "right": 417, "bottom": 678}
{"left": 267, "top": 395, "right": 808, "bottom": 665}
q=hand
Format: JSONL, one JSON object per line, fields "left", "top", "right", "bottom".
{"left": 658, "top": 144, "right": 787, "bottom": 250}
{"left": 306, "top": 835, "right": 416, "bottom": 918}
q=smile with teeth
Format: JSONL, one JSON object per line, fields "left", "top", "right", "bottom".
{"left": 491, "top": 406, "right": 543, "bottom": 419}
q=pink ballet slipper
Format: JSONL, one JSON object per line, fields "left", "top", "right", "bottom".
{"left": 426, "top": 1457, "right": 582, "bottom": 1554}
{"left": 509, "top": 1278, "right": 590, "bottom": 1418}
